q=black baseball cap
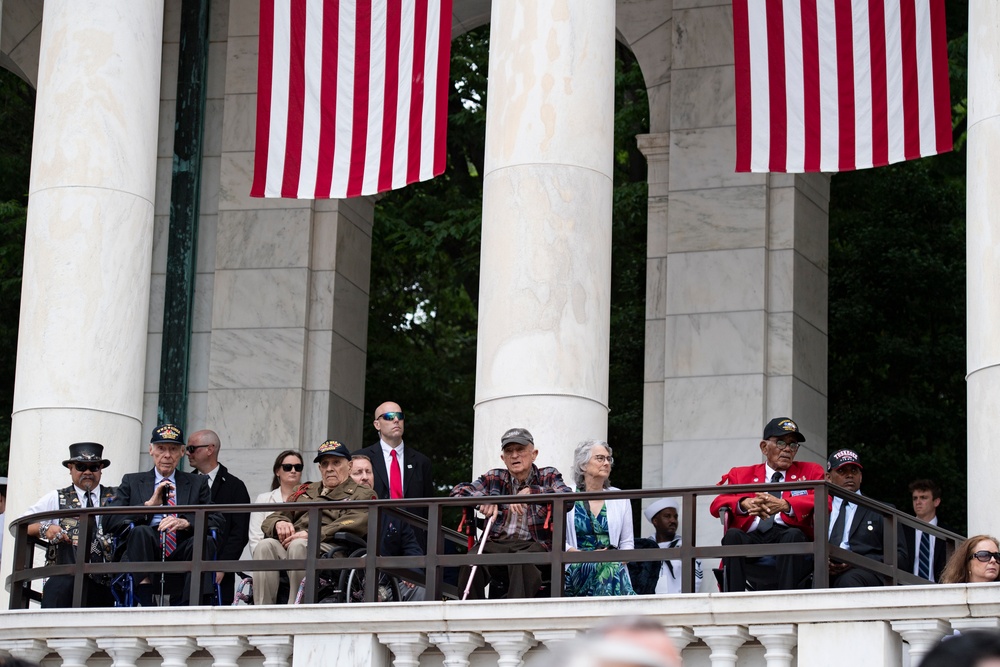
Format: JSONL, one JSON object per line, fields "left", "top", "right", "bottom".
{"left": 827, "top": 449, "right": 862, "bottom": 472}
{"left": 762, "top": 417, "right": 805, "bottom": 443}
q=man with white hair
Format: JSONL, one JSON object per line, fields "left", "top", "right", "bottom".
{"left": 629, "top": 498, "right": 704, "bottom": 594}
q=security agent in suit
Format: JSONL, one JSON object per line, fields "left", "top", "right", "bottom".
{"left": 826, "top": 449, "right": 908, "bottom": 588}
{"left": 22, "top": 443, "right": 117, "bottom": 608}
{"left": 185, "top": 429, "right": 251, "bottom": 604}
{"left": 900, "top": 478, "right": 948, "bottom": 582}
{"left": 710, "top": 417, "right": 825, "bottom": 592}
{"left": 355, "top": 402, "right": 433, "bottom": 531}
{"left": 105, "top": 424, "right": 223, "bottom": 605}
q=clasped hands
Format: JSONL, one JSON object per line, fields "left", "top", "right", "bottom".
{"left": 478, "top": 487, "right": 534, "bottom": 519}
{"left": 274, "top": 520, "right": 309, "bottom": 548}
{"left": 739, "top": 493, "right": 791, "bottom": 519}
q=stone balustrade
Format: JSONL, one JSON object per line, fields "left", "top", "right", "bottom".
{"left": 0, "top": 584, "right": 998, "bottom": 666}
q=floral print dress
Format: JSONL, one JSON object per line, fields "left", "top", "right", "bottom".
{"left": 564, "top": 500, "right": 636, "bottom": 597}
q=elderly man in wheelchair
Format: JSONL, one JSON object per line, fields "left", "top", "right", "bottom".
{"left": 253, "top": 439, "right": 375, "bottom": 605}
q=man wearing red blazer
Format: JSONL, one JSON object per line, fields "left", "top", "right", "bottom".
{"left": 710, "top": 417, "right": 825, "bottom": 592}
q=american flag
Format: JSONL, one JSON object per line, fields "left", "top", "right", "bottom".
{"left": 733, "top": 0, "right": 952, "bottom": 173}
{"left": 252, "top": 0, "right": 452, "bottom": 199}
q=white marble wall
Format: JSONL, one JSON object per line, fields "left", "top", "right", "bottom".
{"left": 966, "top": 0, "right": 1000, "bottom": 538}
{"left": 625, "top": 0, "right": 831, "bottom": 542}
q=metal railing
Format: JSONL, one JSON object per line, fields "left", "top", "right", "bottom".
{"left": 5, "top": 481, "right": 965, "bottom": 609}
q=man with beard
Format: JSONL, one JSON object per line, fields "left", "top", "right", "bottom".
{"left": 23, "top": 442, "right": 116, "bottom": 607}
{"left": 710, "top": 417, "right": 825, "bottom": 592}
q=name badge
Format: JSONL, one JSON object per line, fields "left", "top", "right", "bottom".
{"left": 790, "top": 490, "right": 808, "bottom": 497}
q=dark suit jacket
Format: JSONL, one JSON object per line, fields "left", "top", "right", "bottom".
{"left": 105, "top": 469, "right": 221, "bottom": 538}
{"left": 834, "top": 499, "right": 908, "bottom": 566}
{"left": 355, "top": 442, "right": 434, "bottom": 505}
{"left": 901, "top": 520, "right": 948, "bottom": 581}
{"left": 209, "top": 464, "right": 251, "bottom": 562}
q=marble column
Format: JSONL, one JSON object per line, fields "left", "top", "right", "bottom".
{"left": 694, "top": 626, "right": 751, "bottom": 667}
{"left": 47, "top": 638, "right": 98, "bottom": 667}
{"left": 748, "top": 624, "right": 797, "bottom": 667}
{"left": 665, "top": 627, "right": 696, "bottom": 656}
{"left": 0, "top": 639, "right": 48, "bottom": 664}
{"left": 967, "top": 0, "right": 1000, "bottom": 536}
{"left": 377, "top": 633, "right": 430, "bottom": 667}
{"left": 198, "top": 636, "right": 250, "bottom": 667}
{"left": 1, "top": 0, "right": 163, "bottom": 605}
{"left": 147, "top": 637, "right": 199, "bottom": 667}
{"left": 427, "top": 632, "right": 484, "bottom": 667}
{"left": 482, "top": 631, "right": 535, "bottom": 667}
{"left": 210, "top": 2, "right": 375, "bottom": 493}
{"left": 96, "top": 637, "right": 151, "bottom": 667}
{"left": 639, "top": 2, "right": 829, "bottom": 547}
{"left": 247, "top": 635, "right": 293, "bottom": 667}
{"left": 891, "top": 619, "right": 950, "bottom": 666}
{"left": 473, "top": 0, "right": 617, "bottom": 476}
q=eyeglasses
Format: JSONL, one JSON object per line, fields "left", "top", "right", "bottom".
{"left": 771, "top": 440, "right": 801, "bottom": 451}
{"left": 970, "top": 550, "right": 1000, "bottom": 563}
{"left": 379, "top": 411, "right": 405, "bottom": 421}
{"left": 592, "top": 454, "right": 614, "bottom": 464}
{"left": 73, "top": 463, "right": 102, "bottom": 473}
{"left": 280, "top": 463, "right": 304, "bottom": 472}
{"left": 185, "top": 444, "right": 211, "bottom": 455}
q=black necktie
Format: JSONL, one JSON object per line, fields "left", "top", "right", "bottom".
{"left": 830, "top": 500, "right": 848, "bottom": 546}
{"left": 757, "top": 472, "right": 783, "bottom": 533}
{"left": 85, "top": 490, "right": 98, "bottom": 545}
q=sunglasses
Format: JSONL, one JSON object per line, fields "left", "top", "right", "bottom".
{"left": 73, "top": 463, "right": 102, "bottom": 473}
{"left": 970, "top": 550, "right": 1000, "bottom": 563}
{"left": 378, "top": 411, "right": 405, "bottom": 421}
{"left": 185, "top": 444, "right": 210, "bottom": 455}
{"left": 280, "top": 463, "right": 304, "bottom": 472}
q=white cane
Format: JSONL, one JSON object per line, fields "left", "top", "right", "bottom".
{"left": 462, "top": 514, "right": 496, "bottom": 600}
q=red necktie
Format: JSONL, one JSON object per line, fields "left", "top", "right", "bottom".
{"left": 163, "top": 491, "right": 177, "bottom": 557}
{"left": 389, "top": 449, "right": 403, "bottom": 499}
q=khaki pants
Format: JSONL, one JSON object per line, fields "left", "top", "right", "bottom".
{"left": 253, "top": 538, "right": 334, "bottom": 604}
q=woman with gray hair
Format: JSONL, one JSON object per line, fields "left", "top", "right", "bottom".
{"left": 564, "top": 440, "right": 635, "bottom": 596}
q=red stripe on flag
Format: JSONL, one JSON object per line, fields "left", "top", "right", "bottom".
{"left": 834, "top": 1, "right": 855, "bottom": 171}
{"left": 407, "top": 1, "right": 429, "bottom": 184}
{"left": 928, "top": 0, "right": 952, "bottom": 154}
{"left": 313, "top": 2, "right": 341, "bottom": 199}
{"left": 377, "top": 0, "right": 402, "bottom": 193}
{"left": 281, "top": 1, "right": 309, "bottom": 198}
{"left": 800, "top": 0, "right": 821, "bottom": 172}
{"left": 347, "top": 0, "right": 373, "bottom": 197}
{"left": 868, "top": 0, "right": 889, "bottom": 167}
{"left": 251, "top": 0, "right": 276, "bottom": 198}
{"left": 766, "top": 1, "right": 787, "bottom": 172}
{"left": 433, "top": 0, "right": 453, "bottom": 177}
{"left": 899, "top": 0, "right": 920, "bottom": 160}
{"left": 732, "top": 0, "right": 752, "bottom": 173}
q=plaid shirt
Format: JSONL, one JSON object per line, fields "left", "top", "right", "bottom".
{"left": 450, "top": 465, "right": 571, "bottom": 550}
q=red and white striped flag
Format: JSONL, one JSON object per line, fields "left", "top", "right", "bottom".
{"left": 252, "top": 0, "right": 452, "bottom": 199}
{"left": 733, "top": 0, "right": 951, "bottom": 173}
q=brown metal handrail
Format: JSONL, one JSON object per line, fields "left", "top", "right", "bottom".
{"left": 5, "top": 482, "right": 965, "bottom": 609}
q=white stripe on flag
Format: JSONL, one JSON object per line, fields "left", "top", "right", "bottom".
{"left": 884, "top": 3, "right": 905, "bottom": 165}
{"left": 298, "top": 0, "right": 325, "bottom": 198}
{"left": 914, "top": 0, "right": 937, "bottom": 157}
{"left": 330, "top": 0, "right": 356, "bottom": 199}
{"left": 393, "top": 1, "right": 416, "bottom": 190}
{"left": 362, "top": 3, "right": 388, "bottom": 194}
{"left": 266, "top": 3, "right": 293, "bottom": 197}
{"left": 816, "top": 0, "right": 839, "bottom": 173}
{"left": 747, "top": 5, "right": 770, "bottom": 172}
{"left": 783, "top": 0, "right": 805, "bottom": 173}
{"left": 852, "top": 0, "right": 873, "bottom": 170}
{"left": 420, "top": 0, "right": 443, "bottom": 181}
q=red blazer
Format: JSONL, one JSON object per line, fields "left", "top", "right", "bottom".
{"left": 710, "top": 461, "right": 826, "bottom": 539}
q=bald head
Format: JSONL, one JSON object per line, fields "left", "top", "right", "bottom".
{"left": 186, "top": 429, "right": 221, "bottom": 473}
{"left": 373, "top": 401, "right": 405, "bottom": 447}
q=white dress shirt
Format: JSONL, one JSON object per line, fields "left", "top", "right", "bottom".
{"left": 22, "top": 485, "right": 107, "bottom": 531}
{"left": 913, "top": 515, "right": 939, "bottom": 581}
{"left": 829, "top": 491, "right": 862, "bottom": 550}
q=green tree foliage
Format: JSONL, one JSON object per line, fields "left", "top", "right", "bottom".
{"left": 828, "top": 7, "right": 968, "bottom": 531}
{"left": 364, "top": 30, "right": 650, "bottom": 492}
{"left": 0, "top": 68, "right": 33, "bottom": 474}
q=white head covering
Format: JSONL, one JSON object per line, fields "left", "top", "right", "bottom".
{"left": 642, "top": 497, "right": 679, "bottom": 524}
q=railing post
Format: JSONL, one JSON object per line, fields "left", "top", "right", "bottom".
{"left": 424, "top": 501, "right": 441, "bottom": 600}
{"left": 549, "top": 496, "right": 566, "bottom": 598}
{"left": 188, "top": 506, "right": 205, "bottom": 604}
{"left": 303, "top": 506, "right": 321, "bottom": 604}
{"left": 812, "top": 483, "right": 830, "bottom": 588}
{"left": 365, "top": 502, "right": 379, "bottom": 602}
{"left": 682, "top": 489, "right": 696, "bottom": 593}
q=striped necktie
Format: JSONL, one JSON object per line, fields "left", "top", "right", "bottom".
{"left": 917, "top": 532, "right": 931, "bottom": 579}
{"left": 162, "top": 492, "right": 177, "bottom": 557}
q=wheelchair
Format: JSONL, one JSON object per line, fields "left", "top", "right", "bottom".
{"left": 313, "top": 532, "right": 401, "bottom": 603}
{"left": 109, "top": 524, "right": 222, "bottom": 606}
